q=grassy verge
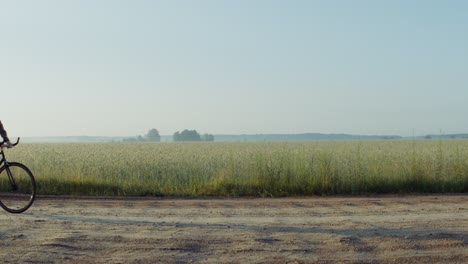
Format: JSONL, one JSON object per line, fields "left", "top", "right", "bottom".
{"left": 6, "top": 140, "right": 468, "bottom": 197}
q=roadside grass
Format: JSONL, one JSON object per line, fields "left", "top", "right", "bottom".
{"left": 6, "top": 140, "right": 468, "bottom": 196}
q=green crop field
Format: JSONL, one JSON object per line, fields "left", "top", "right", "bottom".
{"left": 5, "top": 139, "right": 468, "bottom": 196}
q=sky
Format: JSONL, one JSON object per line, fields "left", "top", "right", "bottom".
{"left": 1, "top": 0, "right": 467, "bottom": 137}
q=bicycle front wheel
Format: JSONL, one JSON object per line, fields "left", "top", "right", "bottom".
{"left": 0, "top": 162, "right": 36, "bottom": 213}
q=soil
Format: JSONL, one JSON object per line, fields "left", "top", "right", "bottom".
{"left": 0, "top": 195, "right": 467, "bottom": 263}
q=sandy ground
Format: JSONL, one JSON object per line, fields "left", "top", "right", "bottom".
{"left": 0, "top": 195, "right": 467, "bottom": 264}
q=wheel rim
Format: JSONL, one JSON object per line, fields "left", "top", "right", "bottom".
{"left": 0, "top": 164, "right": 35, "bottom": 213}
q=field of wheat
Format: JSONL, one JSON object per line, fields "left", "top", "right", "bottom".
{"left": 6, "top": 139, "right": 468, "bottom": 196}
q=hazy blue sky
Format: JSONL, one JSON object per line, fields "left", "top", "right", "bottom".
{"left": 1, "top": 0, "right": 467, "bottom": 137}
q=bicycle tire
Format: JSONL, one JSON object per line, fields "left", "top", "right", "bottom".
{"left": 0, "top": 162, "right": 36, "bottom": 213}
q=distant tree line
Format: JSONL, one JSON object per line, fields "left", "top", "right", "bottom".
{"left": 173, "top": 129, "right": 214, "bottom": 142}
{"left": 123, "top": 128, "right": 214, "bottom": 142}
{"left": 123, "top": 128, "right": 161, "bottom": 142}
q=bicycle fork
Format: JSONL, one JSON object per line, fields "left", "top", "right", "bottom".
{"left": 4, "top": 163, "right": 18, "bottom": 192}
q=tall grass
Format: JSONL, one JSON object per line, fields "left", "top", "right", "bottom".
{"left": 6, "top": 140, "right": 468, "bottom": 196}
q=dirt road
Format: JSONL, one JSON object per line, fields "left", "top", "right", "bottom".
{"left": 0, "top": 195, "right": 467, "bottom": 263}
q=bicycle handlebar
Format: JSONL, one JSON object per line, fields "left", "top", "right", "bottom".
{"left": 1, "top": 137, "right": 20, "bottom": 148}
{"left": 12, "top": 137, "right": 20, "bottom": 147}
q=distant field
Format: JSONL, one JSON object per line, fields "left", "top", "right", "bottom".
{"left": 6, "top": 140, "right": 468, "bottom": 196}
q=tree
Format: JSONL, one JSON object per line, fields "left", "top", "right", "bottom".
{"left": 173, "top": 129, "right": 201, "bottom": 142}
{"left": 145, "top": 128, "right": 160, "bottom": 142}
{"left": 173, "top": 131, "right": 181, "bottom": 142}
{"left": 201, "top": 133, "right": 214, "bottom": 142}
{"left": 123, "top": 128, "right": 160, "bottom": 142}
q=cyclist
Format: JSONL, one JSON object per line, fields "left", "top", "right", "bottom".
{"left": 0, "top": 120, "right": 13, "bottom": 148}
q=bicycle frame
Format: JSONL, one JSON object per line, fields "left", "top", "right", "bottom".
{"left": 0, "top": 148, "right": 8, "bottom": 165}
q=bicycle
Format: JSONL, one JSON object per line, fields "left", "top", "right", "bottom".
{"left": 0, "top": 138, "right": 36, "bottom": 213}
